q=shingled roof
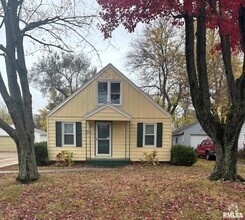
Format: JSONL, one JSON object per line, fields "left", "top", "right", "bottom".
{"left": 172, "top": 122, "right": 198, "bottom": 136}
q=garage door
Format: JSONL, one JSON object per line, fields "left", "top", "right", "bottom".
{"left": 190, "top": 135, "right": 208, "bottom": 148}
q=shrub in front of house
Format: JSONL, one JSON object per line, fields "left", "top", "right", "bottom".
{"left": 141, "top": 150, "right": 159, "bottom": 165}
{"left": 55, "top": 150, "right": 74, "bottom": 166}
{"left": 34, "top": 141, "right": 49, "bottom": 166}
{"left": 171, "top": 144, "right": 197, "bottom": 166}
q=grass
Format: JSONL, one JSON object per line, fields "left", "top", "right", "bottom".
{"left": 0, "top": 159, "right": 244, "bottom": 219}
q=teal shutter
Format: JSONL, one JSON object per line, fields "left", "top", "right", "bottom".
{"left": 137, "top": 123, "right": 143, "bottom": 147}
{"left": 156, "top": 123, "right": 163, "bottom": 147}
{"left": 56, "top": 122, "right": 62, "bottom": 147}
{"left": 76, "top": 122, "right": 82, "bottom": 147}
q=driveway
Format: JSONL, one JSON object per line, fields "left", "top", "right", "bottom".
{"left": 0, "top": 152, "right": 18, "bottom": 168}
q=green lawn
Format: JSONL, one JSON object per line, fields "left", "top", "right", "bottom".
{"left": 0, "top": 160, "right": 244, "bottom": 219}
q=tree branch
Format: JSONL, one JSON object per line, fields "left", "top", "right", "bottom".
{"left": 0, "top": 118, "right": 16, "bottom": 140}
{"left": 196, "top": 3, "right": 211, "bottom": 109}
{"left": 24, "top": 34, "right": 72, "bottom": 52}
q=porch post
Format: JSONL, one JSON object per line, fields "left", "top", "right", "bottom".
{"left": 90, "top": 121, "right": 92, "bottom": 160}
{"left": 125, "top": 121, "right": 127, "bottom": 160}
{"left": 85, "top": 120, "right": 87, "bottom": 160}
{"left": 129, "top": 121, "right": 131, "bottom": 160}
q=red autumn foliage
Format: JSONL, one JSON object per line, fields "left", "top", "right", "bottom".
{"left": 98, "top": 0, "right": 245, "bottom": 50}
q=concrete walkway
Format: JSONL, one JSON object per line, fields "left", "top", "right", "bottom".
{"left": 0, "top": 152, "right": 18, "bottom": 168}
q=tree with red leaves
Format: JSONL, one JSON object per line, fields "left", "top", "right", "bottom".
{"left": 97, "top": 0, "right": 245, "bottom": 181}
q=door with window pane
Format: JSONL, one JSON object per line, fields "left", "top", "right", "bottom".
{"left": 96, "top": 122, "right": 111, "bottom": 156}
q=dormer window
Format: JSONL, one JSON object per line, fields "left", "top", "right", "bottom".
{"left": 98, "top": 81, "right": 121, "bottom": 105}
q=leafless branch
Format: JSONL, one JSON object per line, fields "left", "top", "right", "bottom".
{"left": 52, "top": 21, "right": 101, "bottom": 60}
{"left": 24, "top": 34, "right": 72, "bottom": 52}
{"left": 37, "top": 26, "right": 70, "bottom": 49}
{"left": 25, "top": 0, "right": 43, "bottom": 24}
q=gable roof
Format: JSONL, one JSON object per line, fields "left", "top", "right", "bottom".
{"left": 84, "top": 104, "right": 132, "bottom": 121}
{"left": 48, "top": 63, "right": 171, "bottom": 118}
{"left": 172, "top": 122, "right": 198, "bottom": 136}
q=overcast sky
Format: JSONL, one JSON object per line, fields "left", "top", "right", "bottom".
{"left": 0, "top": 0, "right": 143, "bottom": 114}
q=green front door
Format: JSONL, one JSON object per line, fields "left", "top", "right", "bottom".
{"left": 96, "top": 122, "right": 111, "bottom": 156}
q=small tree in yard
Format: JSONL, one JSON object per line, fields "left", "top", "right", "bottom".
{"left": 97, "top": 0, "right": 245, "bottom": 181}
{"left": 0, "top": 0, "right": 96, "bottom": 183}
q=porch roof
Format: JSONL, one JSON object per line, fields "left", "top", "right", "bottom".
{"left": 84, "top": 104, "right": 132, "bottom": 121}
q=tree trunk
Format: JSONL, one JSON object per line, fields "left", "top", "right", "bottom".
{"left": 184, "top": 4, "right": 245, "bottom": 182}
{"left": 16, "top": 139, "right": 39, "bottom": 183}
{"left": 209, "top": 137, "right": 238, "bottom": 181}
{"left": 0, "top": 0, "right": 39, "bottom": 183}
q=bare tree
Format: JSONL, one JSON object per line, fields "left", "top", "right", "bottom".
{"left": 0, "top": 0, "right": 97, "bottom": 183}
{"left": 126, "top": 19, "right": 189, "bottom": 116}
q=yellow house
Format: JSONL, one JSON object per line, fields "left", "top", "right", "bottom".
{"left": 47, "top": 64, "right": 172, "bottom": 164}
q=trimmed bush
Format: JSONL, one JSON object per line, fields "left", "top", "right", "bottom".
{"left": 171, "top": 144, "right": 197, "bottom": 166}
{"left": 34, "top": 141, "right": 49, "bottom": 166}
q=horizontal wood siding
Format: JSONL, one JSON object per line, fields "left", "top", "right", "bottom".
{"left": 130, "top": 119, "right": 172, "bottom": 161}
{"left": 47, "top": 117, "right": 85, "bottom": 161}
{"left": 48, "top": 66, "right": 172, "bottom": 161}
{"left": 0, "top": 137, "right": 16, "bottom": 152}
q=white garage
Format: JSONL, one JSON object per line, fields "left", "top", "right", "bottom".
{"left": 0, "top": 127, "right": 47, "bottom": 152}
{"left": 172, "top": 122, "right": 209, "bottom": 147}
{"left": 190, "top": 135, "right": 208, "bottom": 148}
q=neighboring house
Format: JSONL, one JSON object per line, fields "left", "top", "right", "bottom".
{"left": 0, "top": 126, "right": 47, "bottom": 152}
{"left": 34, "top": 128, "right": 47, "bottom": 143}
{"left": 238, "top": 122, "right": 245, "bottom": 149}
{"left": 173, "top": 121, "right": 245, "bottom": 149}
{"left": 47, "top": 64, "right": 172, "bottom": 163}
{"left": 0, "top": 126, "right": 16, "bottom": 152}
{"left": 172, "top": 122, "right": 208, "bottom": 148}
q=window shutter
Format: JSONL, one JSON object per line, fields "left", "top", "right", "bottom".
{"left": 56, "top": 122, "right": 62, "bottom": 147}
{"left": 76, "top": 122, "right": 82, "bottom": 147}
{"left": 156, "top": 123, "right": 163, "bottom": 147}
{"left": 137, "top": 123, "right": 143, "bottom": 147}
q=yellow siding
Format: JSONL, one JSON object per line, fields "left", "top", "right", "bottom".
{"left": 47, "top": 117, "right": 86, "bottom": 161}
{"left": 86, "top": 106, "right": 130, "bottom": 121}
{"left": 48, "top": 118, "right": 171, "bottom": 161}
{"left": 0, "top": 137, "right": 16, "bottom": 152}
{"left": 51, "top": 67, "right": 168, "bottom": 119}
{"left": 85, "top": 121, "right": 129, "bottom": 159}
{"left": 129, "top": 118, "right": 172, "bottom": 161}
{"left": 48, "top": 65, "right": 172, "bottom": 161}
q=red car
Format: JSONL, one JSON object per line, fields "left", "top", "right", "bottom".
{"left": 196, "top": 138, "right": 216, "bottom": 160}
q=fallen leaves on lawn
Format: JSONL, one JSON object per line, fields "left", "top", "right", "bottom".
{"left": 0, "top": 160, "right": 244, "bottom": 219}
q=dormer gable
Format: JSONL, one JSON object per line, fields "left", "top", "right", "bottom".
{"left": 48, "top": 64, "right": 171, "bottom": 119}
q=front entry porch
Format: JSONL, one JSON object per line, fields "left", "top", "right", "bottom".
{"left": 84, "top": 104, "right": 132, "bottom": 166}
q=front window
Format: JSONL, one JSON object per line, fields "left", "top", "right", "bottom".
{"left": 144, "top": 124, "right": 156, "bottom": 147}
{"left": 63, "top": 123, "right": 75, "bottom": 145}
{"left": 98, "top": 81, "right": 121, "bottom": 105}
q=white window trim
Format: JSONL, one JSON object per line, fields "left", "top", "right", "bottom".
{"left": 62, "top": 122, "right": 76, "bottom": 146}
{"left": 97, "top": 81, "right": 122, "bottom": 106}
{"left": 143, "top": 123, "right": 157, "bottom": 147}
